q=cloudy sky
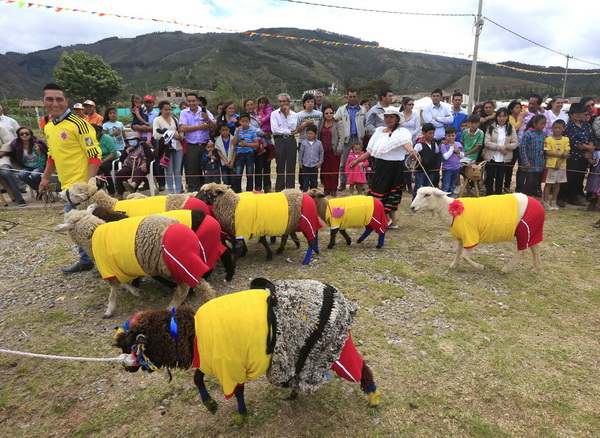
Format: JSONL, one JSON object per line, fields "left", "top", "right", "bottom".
{"left": 1, "top": 0, "right": 599, "bottom": 72}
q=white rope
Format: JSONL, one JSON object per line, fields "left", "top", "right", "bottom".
{"left": 0, "top": 348, "right": 130, "bottom": 363}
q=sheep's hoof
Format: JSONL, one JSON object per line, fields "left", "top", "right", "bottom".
{"left": 231, "top": 413, "right": 247, "bottom": 429}
{"left": 473, "top": 264, "right": 485, "bottom": 271}
{"left": 327, "top": 244, "right": 335, "bottom": 249}
{"left": 501, "top": 267, "right": 512, "bottom": 274}
{"left": 266, "top": 253, "right": 273, "bottom": 261}
{"left": 376, "top": 245, "right": 383, "bottom": 249}
{"left": 202, "top": 397, "right": 218, "bottom": 414}
{"left": 449, "top": 262, "right": 458, "bottom": 269}
{"left": 294, "top": 241, "right": 301, "bottom": 249}
{"left": 285, "top": 390, "right": 299, "bottom": 401}
{"left": 225, "top": 274, "right": 234, "bottom": 282}
{"left": 102, "top": 313, "right": 113, "bottom": 319}
{"left": 345, "top": 240, "right": 351, "bottom": 246}
{"left": 356, "top": 239, "right": 364, "bottom": 244}
{"left": 531, "top": 267, "right": 541, "bottom": 274}
{"left": 275, "top": 248, "right": 284, "bottom": 255}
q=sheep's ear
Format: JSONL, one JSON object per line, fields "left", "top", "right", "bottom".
{"left": 433, "top": 188, "right": 447, "bottom": 197}
{"left": 250, "top": 278, "right": 275, "bottom": 293}
{"left": 216, "top": 188, "right": 225, "bottom": 196}
{"left": 53, "top": 223, "right": 74, "bottom": 233}
{"left": 86, "top": 203, "right": 97, "bottom": 213}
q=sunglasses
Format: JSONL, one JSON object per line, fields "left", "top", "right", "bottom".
{"left": 324, "top": 112, "right": 334, "bottom": 115}
{"left": 405, "top": 103, "right": 414, "bottom": 106}
{"left": 19, "top": 132, "right": 32, "bottom": 137}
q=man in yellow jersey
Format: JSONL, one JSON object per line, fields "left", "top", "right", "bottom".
{"left": 39, "top": 83, "right": 102, "bottom": 273}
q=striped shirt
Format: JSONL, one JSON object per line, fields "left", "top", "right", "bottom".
{"left": 235, "top": 127, "right": 258, "bottom": 154}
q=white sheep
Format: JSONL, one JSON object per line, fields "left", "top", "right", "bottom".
{"left": 409, "top": 187, "right": 545, "bottom": 272}
{"left": 53, "top": 205, "right": 216, "bottom": 318}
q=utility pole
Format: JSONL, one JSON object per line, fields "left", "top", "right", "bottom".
{"left": 562, "top": 55, "right": 571, "bottom": 98}
{"left": 468, "top": 0, "right": 484, "bottom": 113}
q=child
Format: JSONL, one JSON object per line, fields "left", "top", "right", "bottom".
{"left": 345, "top": 142, "right": 368, "bottom": 195}
{"left": 201, "top": 141, "right": 221, "bottom": 184}
{"left": 440, "top": 126, "right": 464, "bottom": 197}
{"left": 102, "top": 107, "right": 126, "bottom": 152}
{"left": 519, "top": 114, "right": 547, "bottom": 197}
{"left": 232, "top": 113, "right": 259, "bottom": 193}
{"left": 543, "top": 119, "right": 570, "bottom": 210}
{"left": 298, "top": 125, "right": 324, "bottom": 192}
{"left": 130, "top": 94, "right": 150, "bottom": 142}
{"left": 412, "top": 123, "right": 439, "bottom": 199}
{"left": 584, "top": 150, "right": 600, "bottom": 211}
{"left": 461, "top": 114, "right": 484, "bottom": 163}
{"left": 214, "top": 122, "right": 235, "bottom": 187}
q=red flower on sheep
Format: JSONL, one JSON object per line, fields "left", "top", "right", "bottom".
{"left": 448, "top": 200, "right": 465, "bottom": 217}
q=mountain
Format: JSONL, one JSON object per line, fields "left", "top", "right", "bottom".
{"left": 1, "top": 28, "right": 597, "bottom": 100}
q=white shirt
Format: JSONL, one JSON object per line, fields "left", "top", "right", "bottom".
{"left": 270, "top": 108, "right": 298, "bottom": 135}
{"left": 494, "top": 125, "right": 506, "bottom": 162}
{"left": 367, "top": 126, "right": 412, "bottom": 161}
{"left": 0, "top": 115, "right": 19, "bottom": 139}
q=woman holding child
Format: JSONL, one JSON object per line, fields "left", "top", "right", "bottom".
{"left": 318, "top": 104, "right": 345, "bottom": 196}
{"left": 243, "top": 98, "right": 271, "bottom": 192}
{"left": 350, "top": 107, "right": 415, "bottom": 229}
{"left": 153, "top": 101, "right": 184, "bottom": 194}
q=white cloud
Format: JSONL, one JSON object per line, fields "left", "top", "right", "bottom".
{"left": 1, "top": 0, "right": 598, "bottom": 71}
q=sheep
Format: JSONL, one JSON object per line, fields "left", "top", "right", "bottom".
{"left": 91, "top": 205, "right": 235, "bottom": 282}
{"left": 53, "top": 205, "right": 216, "bottom": 318}
{"left": 409, "top": 187, "right": 545, "bottom": 272}
{"left": 60, "top": 182, "right": 208, "bottom": 215}
{"left": 197, "top": 183, "right": 322, "bottom": 264}
{"left": 114, "top": 278, "right": 380, "bottom": 428}
{"left": 307, "top": 189, "right": 388, "bottom": 249}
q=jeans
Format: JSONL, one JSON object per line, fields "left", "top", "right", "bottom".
{"left": 300, "top": 166, "right": 318, "bottom": 192}
{"left": 0, "top": 164, "right": 25, "bottom": 203}
{"left": 412, "top": 171, "right": 436, "bottom": 199}
{"left": 441, "top": 168, "right": 460, "bottom": 196}
{"left": 221, "top": 167, "right": 234, "bottom": 186}
{"left": 165, "top": 149, "right": 183, "bottom": 194}
{"left": 64, "top": 203, "right": 93, "bottom": 265}
{"left": 234, "top": 152, "right": 255, "bottom": 193}
{"left": 18, "top": 165, "right": 45, "bottom": 191}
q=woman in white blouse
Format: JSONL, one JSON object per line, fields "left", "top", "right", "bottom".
{"left": 350, "top": 107, "right": 415, "bottom": 229}
{"left": 153, "top": 100, "right": 185, "bottom": 194}
{"left": 483, "top": 107, "right": 518, "bottom": 195}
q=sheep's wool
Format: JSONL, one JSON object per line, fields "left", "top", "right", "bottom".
{"left": 325, "top": 196, "right": 375, "bottom": 230}
{"left": 267, "top": 280, "right": 357, "bottom": 393}
{"left": 234, "top": 192, "right": 289, "bottom": 241}
{"left": 450, "top": 195, "right": 519, "bottom": 248}
{"left": 114, "top": 197, "right": 167, "bottom": 217}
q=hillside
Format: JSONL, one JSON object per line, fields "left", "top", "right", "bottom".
{"left": 1, "top": 28, "right": 598, "bottom": 100}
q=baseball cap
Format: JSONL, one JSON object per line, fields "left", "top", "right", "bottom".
{"left": 143, "top": 95, "right": 155, "bottom": 103}
{"left": 83, "top": 100, "right": 96, "bottom": 106}
{"left": 73, "top": 103, "right": 84, "bottom": 109}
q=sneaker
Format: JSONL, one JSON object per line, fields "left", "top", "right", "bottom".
{"left": 61, "top": 261, "right": 94, "bottom": 274}
{"left": 123, "top": 181, "right": 137, "bottom": 194}
{"left": 542, "top": 201, "right": 550, "bottom": 210}
{"left": 556, "top": 199, "right": 566, "bottom": 208}
{"left": 158, "top": 185, "right": 166, "bottom": 192}
{"left": 17, "top": 199, "right": 27, "bottom": 207}
{"left": 550, "top": 202, "right": 559, "bottom": 211}
{"left": 503, "top": 187, "right": 513, "bottom": 194}
{"left": 337, "top": 184, "right": 346, "bottom": 191}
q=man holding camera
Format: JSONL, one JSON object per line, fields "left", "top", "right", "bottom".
{"left": 180, "top": 93, "right": 217, "bottom": 192}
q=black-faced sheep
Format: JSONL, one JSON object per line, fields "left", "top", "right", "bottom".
{"left": 60, "top": 182, "right": 208, "bottom": 215}
{"left": 307, "top": 189, "right": 388, "bottom": 249}
{"left": 197, "top": 183, "right": 322, "bottom": 264}
{"left": 114, "top": 278, "right": 380, "bottom": 428}
{"left": 53, "top": 206, "right": 216, "bottom": 318}
{"left": 409, "top": 187, "right": 545, "bottom": 272}
{"left": 91, "top": 206, "right": 235, "bottom": 283}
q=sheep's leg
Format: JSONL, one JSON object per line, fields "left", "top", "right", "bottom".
{"left": 194, "top": 369, "right": 218, "bottom": 414}
{"left": 289, "top": 232, "right": 301, "bottom": 248}
{"left": 192, "top": 279, "right": 216, "bottom": 304}
{"left": 530, "top": 244, "right": 542, "bottom": 273}
{"left": 276, "top": 235, "right": 288, "bottom": 254}
{"left": 234, "top": 239, "right": 247, "bottom": 259}
{"left": 376, "top": 232, "right": 385, "bottom": 249}
{"left": 121, "top": 282, "right": 144, "bottom": 298}
{"left": 462, "top": 247, "right": 484, "bottom": 270}
{"left": 328, "top": 229, "right": 339, "bottom": 249}
{"left": 152, "top": 276, "right": 177, "bottom": 289}
{"left": 270, "top": 236, "right": 277, "bottom": 244}
{"left": 232, "top": 384, "right": 247, "bottom": 428}
{"left": 450, "top": 241, "right": 463, "bottom": 269}
{"left": 167, "top": 283, "right": 191, "bottom": 310}
{"left": 285, "top": 390, "right": 299, "bottom": 400}
{"left": 357, "top": 228, "right": 373, "bottom": 244}
{"left": 340, "top": 229, "right": 352, "bottom": 246}
{"left": 360, "top": 362, "right": 380, "bottom": 408}
{"left": 103, "top": 279, "right": 121, "bottom": 319}
{"left": 220, "top": 248, "right": 236, "bottom": 282}
{"left": 259, "top": 236, "right": 274, "bottom": 260}
{"left": 501, "top": 249, "right": 524, "bottom": 273}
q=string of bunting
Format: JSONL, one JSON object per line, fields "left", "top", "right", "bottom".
{"left": 2, "top": 0, "right": 599, "bottom": 76}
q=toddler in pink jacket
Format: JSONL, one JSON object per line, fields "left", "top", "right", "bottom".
{"left": 345, "top": 143, "right": 368, "bottom": 194}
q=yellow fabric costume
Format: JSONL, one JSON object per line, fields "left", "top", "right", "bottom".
{"left": 450, "top": 195, "right": 519, "bottom": 248}
{"left": 114, "top": 197, "right": 168, "bottom": 217}
{"left": 325, "top": 196, "right": 374, "bottom": 230}
{"left": 234, "top": 192, "right": 289, "bottom": 241}
{"left": 91, "top": 216, "right": 147, "bottom": 282}
{"left": 194, "top": 289, "right": 271, "bottom": 397}
{"left": 158, "top": 210, "right": 192, "bottom": 227}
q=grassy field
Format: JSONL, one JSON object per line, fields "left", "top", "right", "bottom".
{"left": 0, "top": 199, "right": 599, "bottom": 437}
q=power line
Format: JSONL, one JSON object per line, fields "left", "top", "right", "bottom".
{"left": 279, "top": 0, "right": 475, "bottom": 17}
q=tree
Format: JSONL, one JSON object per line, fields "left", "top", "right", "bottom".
{"left": 213, "top": 81, "right": 237, "bottom": 103}
{"left": 54, "top": 50, "right": 123, "bottom": 108}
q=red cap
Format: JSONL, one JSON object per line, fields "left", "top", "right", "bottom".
{"left": 143, "top": 95, "right": 155, "bottom": 103}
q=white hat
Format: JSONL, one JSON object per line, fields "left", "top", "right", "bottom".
{"left": 124, "top": 129, "right": 138, "bottom": 140}
{"left": 379, "top": 106, "right": 406, "bottom": 124}
{"left": 163, "top": 130, "right": 176, "bottom": 144}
